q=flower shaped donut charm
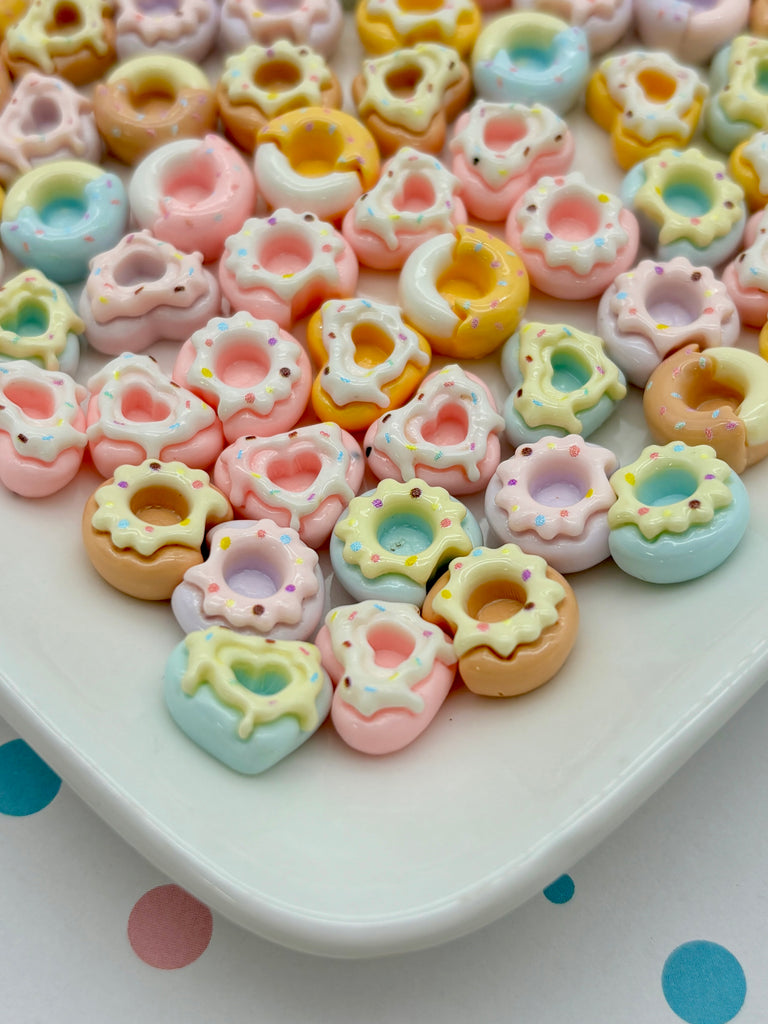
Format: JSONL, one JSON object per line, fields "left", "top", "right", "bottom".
{"left": 114, "top": 0, "right": 219, "bottom": 62}
{"left": 607, "top": 441, "right": 750, "bottom": 584}
{"left": 2, "top": 0, "right": 116, "bottom": 84}
{"left": 315, "top": 600, "right": 458, "bottom": 755}
{"left": 422, "top": 545, "right": 579, "bottom": 697}
{"left": 0, "top": 269, "right": 85, "bottom": 375}
{"left": 355, "top": 0, "right": 481, "bottom": 56}
{"left": 218, "top": 0, "right": 343, "bottom": 58}
{"left": 164, "top": 627, "right": 332, "bottom": 775}
{"left": 706, "top": 36, "right": 768, "bottom": 153}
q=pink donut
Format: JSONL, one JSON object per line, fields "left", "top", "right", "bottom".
{"left": 218, "top": 208, "right": 358, "bottom": 329}
{"left": 172, "top": 311, "right": 312, "bottom": 442}
{"left": 115, "top": 0, "right": 219, "bottom": 62}
{"left": 363, "top": 364, "right": 504, "bottom": 495}
{"left": 722, "top": 208, "right": 768, "bottom": 328}
{"left": 213, "top": 422, "right": 365, "bottom": 548}
{"left": 449, "top": 100, "right": 574, "bottom": 223}
{"left": 79, "top": 230, "right": 220, "bottom": 355}
{"left": 0, "top": 362, "right": 87, "bottom": 497}
{"left": 218, "top": 0, "right": 343, "bottom": 58}
{"left": 341, "top": 147, "right": 467, "bottom": 270}
{"left": 86, "top": 352, "right": 224, "bottom": 477}
{"left": 128, "top": 134, "right": 256, "bottom": 262}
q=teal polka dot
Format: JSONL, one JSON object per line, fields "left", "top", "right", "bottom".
{"left": 543, "top": 874, "right": 574, "bottom": 904}
{"left": 662, "top": 941, "right": 746, "bottom": 1024}
{"left": 0, "top": 739, "right": 61, "bottom": 816}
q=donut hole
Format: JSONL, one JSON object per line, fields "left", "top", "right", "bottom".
{"left": 437, "top": 249, "right": 496, "bottom": 304}
{"left": 160, "top": 153, "right": 218, "bottom": 205}
{"left": 266, "top": 451, "right": 323, "bottom": 491}
{"left": 392, "top": 173, "right": 436, "bottom": 213}
{"left": 1, "top": 299, "right": 50, "bottom": 337}
{"left": 128, "top": 75, "right": 178, "bottom": 118}
{"left": 505, "top": 30, "right": 556, "bottom": 72}
{"left": 232, "top": 660, "right": 290, "bottom": 696}
{"left": 213, "top": 339, "right": 271, "bottom": 388}
{"left": 635, "top": 69, "right": 677, "bottom": 105}
{"left": 549, "top": 348, "right": 592, "bottom": 393}
{"left": 679, "top": 373, "right": 744, "bottom": 414}
{"left": 546, "top": 196, "right": 601, "bottom": 241}
{"left": 377, "top": 513, "right": 433, "bottom": 557}
{"left": 130, "top": 484, "right": 189, "bottom": 526}
{"left": 635, "top": 467, "right": 698, "bottom": 507}
{"left": 528, "top": 466, "right": 591, "bottom": 508}
{"left": 254, "top": 59, "right": 302, "bottom": 93}
{"left": 466, "top": 579, "right": 527, "bottom": 623}
{"left": 113, "top": 251, "right": 168, "bottom": 288}
{"left": 222, "top": 544, "right": 283, "bottom": 599}
{"left": 119, "top": 384, "right": 171, "bottom": 423}
{"left": 420, "top": 402, "right": 469, "bottom": 446}
{"left": 661, "top": 170, "right": 714, "bottom": 218}
{"left": 484, "top": 113, "right": 527, "bottom": 152}
{"left": 645, "top": 280, "right": 702, "bottom": 327}
{"left": 38, "top": 191, "right": 87, "bottom": 230}
{"left": 3, "top": 380, "right": 55, "bottom": 419}
{"left": 385, "top": 65, "right": 423, "bottom": 100}
{"left": 365, "top": 623, "right": 416, "bottom": 669}
{"left": 350, "top": 323, "right": 395, "bottom": 369}
{"left": 48, "top": 1, "right": 82, "bottom": 34}
{"left": 22, "top": 96, "right": 62, "bottom": 135}
{"left": 284, "top": 125, "right": 345, "bottom": 176}
{"left": 258, "top": 229, "right": 313, "bottom": 276}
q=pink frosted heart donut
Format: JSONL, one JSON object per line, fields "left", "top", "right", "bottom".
{"left": 85, "top": 352, "right": 224, "bottom": 477}
{"left": 219, "top": 0, "right": 343, "bottom": 58}
{"left": 341, "top": 147, "right": 467, "bottom": 270}
{"left": 0, "top": 361, "right": 87, "bottom": 497}
{"left": 218, "top": 208, "right": 358, "bottom": 330}
{"left": 171, "top": 519, "right": 326, "bottom": 641}
{"left": 78, "top": 230, "right": 220, "bottom": 355}
{"left": 364, "top": 364, "right": 505, "bottom": 495}
{"left": 129, "top": 134, "right": 256, "bottom": 263}
{"left": 115, "top": 0, "right": 219, "bottom": 62}
{"left": 213, "top": 422, "right": 365, "bottom": 548}
{"left": 449, "top": 101, "right": 574, "bottom": 223}
{"left": 172, "top": 311, "right": 312, "bottom": 442}
{"left": 506, "top": 172, "right": 640, "bottom": 300}
{"left": 315, "top": 600, "right": 458, "bottom": 756}
{"left": 722, "top": 208, "right": 768, "bottom": 328}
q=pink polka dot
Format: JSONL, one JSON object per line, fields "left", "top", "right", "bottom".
{"left": 127, "top": 884, "right": 213, "bottom": 970}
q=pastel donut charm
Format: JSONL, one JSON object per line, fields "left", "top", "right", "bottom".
{"left": 128, "top": 135, "right": 256, "bottom": 264}
{"left": 86, "top": 352, "right": 224, "bottom": 478}
{"left": 506, "top": 172, "right": 639, "bottom": 301}
{"left": 363, "top": 364, "right": 505, "bottom": 495}
{"left": 585, "top": 51, "right": 708, "bottom": 172}
{"left": 621, "top": 148, "right": 746, "bottom": 269}
{"left": 114, "top": 0, "right": 218, "bottom": 62}
{"left": 634, "top": 0, "right": 749, "bottom": 64}
{"left": 330, "top": 478, "right": 483, "bottom": 605}
{"left": 2, "top": 0, "right": 116, "bottom": 84}
{"left": 172, "top": 311, "right": 311, "bottom": 443}
{"left": 484, "top": 435, "right": 619, "bottom": 575}
{"left": 218, "top": 0, "right": 343, "bottom": 58}
{"left": 315, "top": 601, "right": 457, "bottom": 755}
{"left": 513, "top": 0, "right": 631, "bottom": 55}
{"left": 164, "top": 628, "right": 332, "bottom": 775}
{"left": 607, "top": 441, "right": 750, "bottom": 585}
{"left": 0, "top": 269, "right": 84, "bottom": 375}
{"left": 706, "top": 36, "right": 768, "bottom": 153}
{"left": 0, "top": 73, "right": 101, "bottom": 186}
{"left": 0, "top": 160, "right": 128, "bottom": 284}
{"left": 597, "top": 258, "right": 740, "bottom": 388}
{"left": 0, "top": 361, "right": 87, "bottom": 497}
{"left": 449, "top": 101, "right": 574, "bottom": 223}
{"left": 355, "top": 0, "right": 481, "bottom": 56}
{"left": 398, "top": 226, "right": 529, "bottom": 359}
{"left": 306, "top": 297, "right": 431, "bottom": 432}
{"left": 254, "top": 107, "right": 380, "bottom": 222}
{"left": 342, "top": 147, "right": 467, "bottom": 270}
{"left": 501, "top": 322, "right": 627, "bottom": 447}
{"left": 643, "top": 344, "right": 768, "bottom": 474}
{"left": 213, "top": 423, "right": 364, "bottom": 548}
{"left": 171, "top": 519, "right": 325, "bottom": 641}
{"left": 722, "top": 209, "right": 768, "bottom": 328}
{"left": 422, "top": 544, "right": 579, "bottom": 697}
{"left": 78, "top": 230, "right": 221, "bottom": 355}
{"left": 82, "top": 459, "right": 233, "bottom": 600}
{"left": 218, "top": 209, "right": 358, "bottom": 330}
{"left": 729, "top": 129, "right": 768, "bottom": 211}
{"left": 471, "top": 13, "right": 589, "bottom": 117}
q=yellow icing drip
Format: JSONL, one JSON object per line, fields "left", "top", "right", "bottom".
{"left": 221, "top": 41, "right": 331, "bottom": 114}
{"left": 6, "top": 0, "right": 111, "bottom": 71}
{"left": 513, "top": 322, "right": 626, "bottom": 433}
{"left": 357, "top": 43, "right": 463, "bottom": 134}
{"left": 718, "top": 36, "right": 768, "bottom": 127}
{"left": 608, "top": 442, "right": 733, "bottom": 540}
{"left": 430, "top": 546, "right": 565, "bottom": 658}
{"left": 0, "top": 269, "right": 83, "bottom": 369}
{"left": 181, "top": 628, "right": 324, "bottom": 739}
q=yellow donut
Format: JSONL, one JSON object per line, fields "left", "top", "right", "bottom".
{"left": 2, "top": 0, "right": 116, "bottom": 84}
{"left": 355, "top": 0, "right": 481, "bottom": 56}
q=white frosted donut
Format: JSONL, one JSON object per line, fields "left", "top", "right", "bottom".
{"left": 115, "top": 0, "right": 219, "bottom": 62}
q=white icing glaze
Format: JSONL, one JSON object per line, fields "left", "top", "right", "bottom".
{"left": 115, "top": 0, "right": 211, "bottom": 45}
{"left": 398, "top": 233, "right": 459, "bottom": 338}
{"left": 220, "top": 40, "right": 332, "bottom": 115}
{"left": 5, "top": 0, "right": 111, "bottom": 71}
{"left": 325, "top": 600, "right": 456, "bottom": 717}
{"left": 741, "top": 130, "right": 768, "bottom": 193}
{"left": 735, "top": 209, "right": 768, "bottom": 292}
{"left": 0, "top": 362, "right": 86, "bottom": 461}
{"left": 363, "top": 0, "right": 475, "bottom": 36}
{"left": 254, "top": 143, "right": 362, "bottom": 217}
{"left": 0, "top": 269, "right": 84, "bottom": 370}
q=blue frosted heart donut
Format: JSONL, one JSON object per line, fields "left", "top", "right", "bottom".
{"left": 0, "top": 160, "right": 128, "bottom": 283}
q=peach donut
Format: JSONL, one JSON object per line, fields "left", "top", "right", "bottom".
{"left": 0, "top": 72, "right": 101, "bottom": 185}
{"left": 78, "top": 231, "right": 220, "bottom": 355}
{"left": 355, "top": 0, "right": 481, "bottom": 56}
{"left": 254, "top": 107, "right": 380, "bottom": 223}
{"left": 171, "top": 519, "right": 325, "bottom": 641}
{"left": 218, "top": 208, "right": 358, "bottom": 330}
{"left": 0, "top": 268, "right": 85, "bottom": 375}
{"left": 342, "top": 147, "right": 467, "bottom": 271}
{"left": 219, "top": 0, "right": 343, "bottom": 58}
{"left": 114, "top": 0, "right": 219, "bottom": 62}
{"left": 315, "top": 600, "right": 458, "bottom": 756}
{"left": 213, "top": 423, "right": 365, "bottom": 549}
{"left": 172, "top": 311, "right": 312, "bottom": 443}
{"left": 85, "top": 352, "right": 224, "bottom": 478}
{"left": 2, "top": 0, "right": 116, "bottom": 85}
{"left": 216, "top": 41, "right": 342, "bottom": 152}
{"left": 82, "top": 458, "right": 233, "bottom": 601}
{"left": 643, "top": 344, "right": 768, "bottom": 473}
{"left": 128, "top": 134, "right": 256, "bottom": 263}
{"left": 364, "top": 364, "right": 505, "bottom": 495}
{"left": 352, "top": 43, "right": 472, "bottom": 157}
{"left": 0, "top": 361, "right": 87, "bottom": 497}
{"left": 93, "top": 54, "right": 217, "bottom": 165}
{"left": 422, "top": 545, "right": 579, "bottom": 698}
{"left": 722, "top": 209, "right": 768, "bottom": 328}
{"left": 306, "top": 297, "right": 431, "bottom": 433}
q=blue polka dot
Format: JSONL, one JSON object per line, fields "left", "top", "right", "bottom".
{"left": 0, "top": 739, "right": 61, "bottom": 816}
{"left": 543, "top": 874, "right": 574, "bottom": 904}
{"left": 662, "top": 941, "right": 746, "bottom": 1024}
